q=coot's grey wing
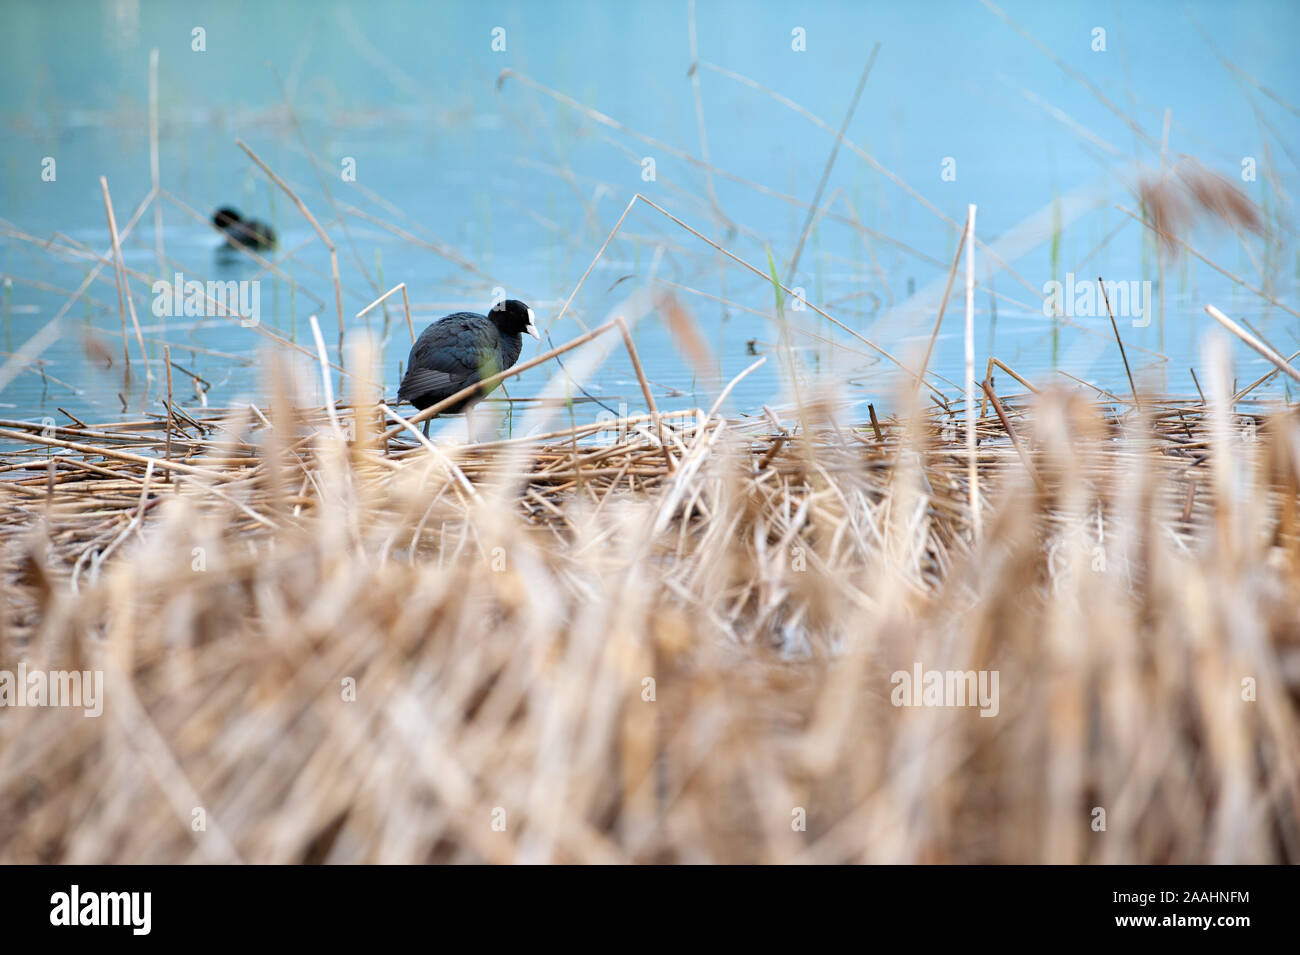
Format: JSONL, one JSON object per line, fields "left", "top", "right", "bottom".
{"left": 397, "top": 367, "right": 460, "bottom": 403}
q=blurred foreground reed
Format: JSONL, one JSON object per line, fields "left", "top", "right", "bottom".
{"left": 1, "top": 353, "right": 1297, "bottom": 864}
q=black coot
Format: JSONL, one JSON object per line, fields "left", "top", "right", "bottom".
{"left": 212, "top": 207, "right": 277, "bottom": 251}
{"left": 398, "top": 299, "right": 540, "bottom": 435}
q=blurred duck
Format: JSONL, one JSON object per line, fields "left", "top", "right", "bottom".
{"left": 212, "top": 207, "right": 277, "bottom": 251}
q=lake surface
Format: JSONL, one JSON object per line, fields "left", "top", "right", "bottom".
{"left": 2, "top": 0, "right": 1298, "bottom": 436}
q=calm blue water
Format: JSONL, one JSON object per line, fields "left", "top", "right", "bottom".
{"left": 2, "top": 0, "right": 1298, "bottom": 431}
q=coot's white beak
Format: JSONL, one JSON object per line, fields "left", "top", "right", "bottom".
{"left": 525, "top": 308, "right": 541, "bottom": 340}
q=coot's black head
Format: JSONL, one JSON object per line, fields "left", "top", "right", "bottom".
{"left": 489, "top": 299, "right": 540, "bottom": 340}
{"left": 212, "top": 207, "right": 243, "bottom": 229}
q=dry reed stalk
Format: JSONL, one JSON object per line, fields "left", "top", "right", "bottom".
{"left": 786, "top": 43, "right": 880, "bottom": 283}
{"left": 913, "top": 224, "right": 968, "bottom": 402}
{"left": 685, "top": 0, "right": 730, "bottom": 231}
{"left": 964, "top": 205, "right": 980, "bottom": 535}
{"left": 615, "top": 317, "right": 672, "bottom": 472}
{"left": 1204, "top": 305, "right": 1300, "bottom": 387}
{"left": 148, "top": 48, "right": 164, "bottom": 281}
{"left": 357, "top": 283, "right": 414, "bottom": 344}
{"left": 980, "top": 379, "right": 1038, "bottom": 486}
{"left": 978, "top": 357, "right": 1039, "bottom": 419}
{"left": 309, "top": 313, "right": 343, "bottom": 438}
{"left": 1235, "top": 347, "right": 1300, "bottom": 401}
{"left": 164, "top": 345, "right": 173, "bottom": 480}
{"left": 99, "top": 177, "right": 151, "bottom": 375}
{"left": 235, "top": 139, "right": 345, "bottom": 346}
{"left": 1098, "top": 276, "right": 1141, "bottom": 409}
{"left": 0, "top": 426, "right": 235, "bottom": 481}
